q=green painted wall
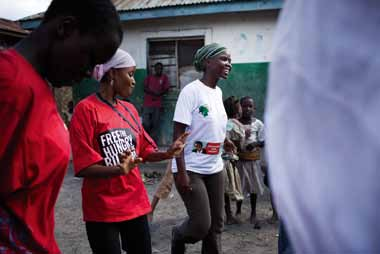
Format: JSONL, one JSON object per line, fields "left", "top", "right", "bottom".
{"left": 72, "top": 78, "right": 100, "bottom": 105}
{"left": 219, "top": 62, "right": 269, "bottom": 120}
{"left": 73, "top": 62, "right": 269, "bottom": 146}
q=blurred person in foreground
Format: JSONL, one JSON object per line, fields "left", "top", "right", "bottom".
{"left": 0, "top": 0, "right": 122, "bottom": 252}
{"left": 266, "top": 0, "right": 380, "bottom": 253}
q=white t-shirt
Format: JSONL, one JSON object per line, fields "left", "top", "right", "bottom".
{"left": 172, "top": 79, "right": 227, "bottom": 174}
{"left": 266, "top": 0, "right": 380, "bottom": 253}
{"left": 241, "top": 119, "right": 264, "bottom": 152}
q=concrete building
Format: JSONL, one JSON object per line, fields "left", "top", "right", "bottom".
{"left": 20, "top": 0, "right": 283, "bottom": 145}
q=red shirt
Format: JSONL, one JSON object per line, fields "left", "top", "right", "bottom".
{"left": 0, "top": 49, "right": 70, "bottom": 253}
{"left": 70, "top": 94, "right": 157, "bottom": 222}
{"left": 143, "top": 74, "right": 170, "bottom": 107}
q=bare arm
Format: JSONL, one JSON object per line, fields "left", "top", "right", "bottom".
{"left": 144, "top": 132, "right": 189, "bottom": 162}
{"left": 144, "top": 87, "right": 161, "bottom": 96}
{"left": 76, "top": 164, "right": 125, "bottom": 177}
{"left": 77, "top": 151, "right": 142, "bottom": 178}
{"left": 159, "top": 88, "right": 170, "bottom": 96}
{"left": 173, "top": 121, "right": 192, "bottom": 193}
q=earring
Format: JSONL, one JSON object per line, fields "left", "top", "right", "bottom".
{"left": 110, "top": 79, "right": 114, "bottom": 86}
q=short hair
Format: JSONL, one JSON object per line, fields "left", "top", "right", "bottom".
{"left": 154, "top": 62, "right": 163, "bottom": 68}
{"left": 194, "top": 141, "right": 203, "bottom": 147}
{"left": 240, "top": 96, "right": 254, "bottom": 105}
{"left": 43, "top": 0, "right": 122, "bottom": 39}
{"left": 224, "top": 96, "right": 239, "bottom": 118}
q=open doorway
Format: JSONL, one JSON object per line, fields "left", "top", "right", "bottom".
{"left": 147, "top": 37, "right": 204, "bottom": 90}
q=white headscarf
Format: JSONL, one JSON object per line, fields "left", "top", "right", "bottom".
{"left": 92, "top": 49, "right": 136, "bottom": 81}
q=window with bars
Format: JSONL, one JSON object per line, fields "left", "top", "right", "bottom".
{"left": 147, "top": 37, "right": 204, "bottom": 90}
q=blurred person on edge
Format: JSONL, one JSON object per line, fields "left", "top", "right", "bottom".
{"left": 266, "top": 0, "right": 380, "bottom": 253}
{"left": 0, "top": 0, "right": 122, "bottom": 253}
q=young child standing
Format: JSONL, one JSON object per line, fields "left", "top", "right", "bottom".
{"left": 223, "top": 96, "right": 244, "bottom": 225}
{"left": 236, "top": 96, "right": 265, "bottom": 229}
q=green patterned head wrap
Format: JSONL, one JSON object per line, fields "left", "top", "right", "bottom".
{"left": 193, "top": 43, "right": 227, "bottom": 72}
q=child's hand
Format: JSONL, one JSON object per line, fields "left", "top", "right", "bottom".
{"left": 245, "top": 129, "right": 251, "bottom": 139}
{"left": 246, "top": 143, "right": 257, "bottom": 151}
{"left": 224, "top": 139, "right": 237, "bottom": 153}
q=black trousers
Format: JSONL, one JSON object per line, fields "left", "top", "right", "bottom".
{"left": 85, "top": 215, "right": 151, "bottom": 254}
{"left": 174, "top": 171, "right": 224, "bottom": 254}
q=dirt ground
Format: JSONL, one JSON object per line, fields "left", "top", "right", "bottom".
{"left": 55, "top": 162, "right": 279, "bottom": 254}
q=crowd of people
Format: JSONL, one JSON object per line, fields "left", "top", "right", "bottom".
{"left": 1, "top": 0, "right": 379, "bottom": 253}
{"left": 0, "top": 0, "right": 265, "bottom": 251}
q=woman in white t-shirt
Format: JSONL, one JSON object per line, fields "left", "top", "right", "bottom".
{"left": 171, "top": 43, "right": 233, "bottom": 254}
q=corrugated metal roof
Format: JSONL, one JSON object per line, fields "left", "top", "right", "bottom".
{"left": 20, "top": 0, "right": 237, "bottom": 21}
{"left": 19, "top": 12, "right": 45, "bottom": 21}
{"left": 0, "top": 18, "right": 29, "bottom": 36}
{"left": 112, "top": 0, "right": 235, "bottom": 11}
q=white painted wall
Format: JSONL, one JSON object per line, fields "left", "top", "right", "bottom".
{"left": 120, "top": 10, "right": 279, "bottom": 69}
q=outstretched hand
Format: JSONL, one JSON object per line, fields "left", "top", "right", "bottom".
{"left": 118, "top": 150, "right": 143, "bottom": 175}
{"left": 167, "top": 132, "right": 190, "bottom": 158}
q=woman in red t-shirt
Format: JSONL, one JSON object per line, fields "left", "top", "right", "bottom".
{"left": 0, "top": 0, "right": 122, "bottom": 253}
{"left": 70, "top": 49, "right": 187, "bottom": 254}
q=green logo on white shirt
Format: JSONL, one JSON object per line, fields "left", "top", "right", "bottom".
{"left": 198, "top": 105, "right": 209, "bottom": 117}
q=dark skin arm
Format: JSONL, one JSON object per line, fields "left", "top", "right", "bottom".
{"left": 158, "top": 89, "right": 169, "bottom": 96}
{"left": 77, "top": 151, "right": 143, "bottom": 178}
{"left": 144, "top": 87, "right": 161, "bottom": 96}
{"left": 77, "top": 133, "right": 189, "bottom": 177}
{"left": 144, "top": 132, "right": 189, "bottom": 162}
{"left": 158, "top": 85, "right": 170, "bottom": 96}
{"left": 173, "top": 121, "right": 192, "bottom": 194}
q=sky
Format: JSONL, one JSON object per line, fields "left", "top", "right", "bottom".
{"left": 0, "top": 0, "right": 51, "bottom": 20}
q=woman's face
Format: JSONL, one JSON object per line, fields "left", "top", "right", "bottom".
{"left": 241, "top": 98, "right": 255, "bottom": 118}
{"left": 113, "top": 66, "right": 137, "bottom": 98}
{"left": 206, "top": 52, "right": 232, "bottom": 79}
